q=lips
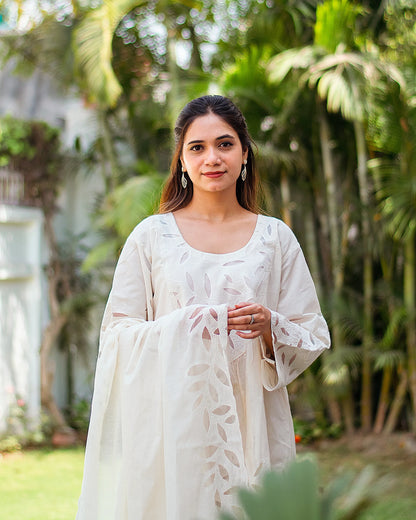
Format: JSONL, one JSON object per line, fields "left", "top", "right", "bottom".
{"left": 203, "top": 171, "right": 225, "bottom": 178}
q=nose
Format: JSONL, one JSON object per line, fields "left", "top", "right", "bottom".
{"left": 204, "top": 146, "right": 221, "bottom": 165}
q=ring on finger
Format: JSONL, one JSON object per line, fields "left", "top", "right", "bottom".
{"left": 249, "top": 314, "right": 255, "bottom": 325}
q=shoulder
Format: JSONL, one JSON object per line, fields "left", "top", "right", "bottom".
{"left": 258, "top": 215, "right": 300, "bottom": 255}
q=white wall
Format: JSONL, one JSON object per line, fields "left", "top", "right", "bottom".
{"left": 0, "top": 205, "right": 43, "bottom": 431}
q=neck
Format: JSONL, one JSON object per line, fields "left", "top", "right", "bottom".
{"left": 185, "top": 191, "right": 244, "bottom": 222}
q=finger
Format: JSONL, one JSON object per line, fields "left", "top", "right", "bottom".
{"left": 228, "top": 306, "right": 258, "bottom": 319}
{"left": 227, "top": 314, "right": 257, "bottom": 326}
{"left": 235, "top": 330, "right": 262, "bottom": 339}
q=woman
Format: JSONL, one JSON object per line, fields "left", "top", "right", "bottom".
{"left": 76, "top": 95, "right": 330, "bottom": 520}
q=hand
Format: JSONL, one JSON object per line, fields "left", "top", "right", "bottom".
{"left": 227, "top": 302, "right": 273, "bottom": 353}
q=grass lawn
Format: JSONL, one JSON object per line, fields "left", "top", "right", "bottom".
{"left": 1, "top": 434, "right": 416, "bottom": 519}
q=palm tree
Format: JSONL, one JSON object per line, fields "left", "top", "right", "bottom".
{"left": 267, "top": 0, "right": 404, "bottom": 432}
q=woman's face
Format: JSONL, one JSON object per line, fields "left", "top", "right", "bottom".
{"left": 180, "top": 113, "right": 248, "bottom": 197}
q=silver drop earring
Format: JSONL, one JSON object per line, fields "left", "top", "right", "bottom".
{"left": 181, "top": 168, "right": 188, "bottom": 189}
{"left": 241, "top": 160, "right": 247, "bottom": 182}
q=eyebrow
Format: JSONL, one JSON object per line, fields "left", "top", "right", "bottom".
{"left": 186, "top": 134, "right": 236, "bottom": 146}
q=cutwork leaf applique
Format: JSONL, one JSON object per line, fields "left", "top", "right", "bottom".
{"left": 204, "top": 273, "right": 211, "bottom": 297}
{"left": 214, "top": 367, "right": 230, "bottom": 386}
{"left": 186, "top": 272, "right": 194, "bottom": 290}
{"left": 188, "top": 364, "right": 209, "bottom": 376}
{"left": 212, "top": 405, "right": 231, "bottom": 415}
{"left": 213, "top": 328, "right": 220, "bottom": 335}
{"left": 224, "top": 487, "right": 239, "bottom": 496}
{"left": 162, "top": 233, "right": 178, "bottom": 238}
{"left": 192, "top": 394, "right": 203, "bottom": 410}
{"left": 281, "top": 327, "right": 289, "bottom": 336}
{"left": 298, "top": 338, "right": 304, "bottom": 348}
{"left": 224, "top": 288, "right": 241, "bottom": 295}
{"left": 289, "top": 354, "right": 297, "bottom": 366}
{"left": 217, "top": 424, "right": 227, "bottom": 442}
{"left": 209, "top": 308, "right": 218, "bottom": 320}
{"left": 225, "top": 274, "right": 232, "bottom": 283}
{"left": 209, "top": 384, "right": 219, "bottom": 402}
{"left": 180, "top": 251, "right": 190, "bottom": 264}
{"left": 186, "top": 296, "right": 196, "bottom": 306}
{"left": 204, "top": 473, "right": 215, "bottom": 487}
{"left": 224, "top": 450, "right": 240, "bottom": 467}
{"left": 215, "top": 490, "right": 221, "bottom": 508}
{"left": 267, "top": 224, "right": 272, "bottom": 235}
{"left": 206, "top": 446, "right": 218, "bottom": 457}
{"left": 223, "top": 260, "right": 244, "bottom": 266}
{"left": 202, "top": 327, "right": 211, "bottom": 340}
{"left": 218, "top": 464, "right": 229, "bottom": 481}
{"left": 205, "top": 461, "right": 216, "bottom": 471}
{"left": 189, "top": 381, "right": 205, "bottom": 392}
{"left": 203, "top": 409, "right": 210, "bottom": 431}
{"left": 281, "top": 352, "right": 286, "bottom": 364}
{"left": 190, "top": 314, "right": 203, "bottom": 332}
{"left": 190, "top": 306, "right": 204, "bottom": 319}
{"left": 225, "top": 415, "right": 236, "bottom": 424}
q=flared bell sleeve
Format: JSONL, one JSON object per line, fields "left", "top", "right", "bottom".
{"left": 260, "top": 222, "right": 330, "bottom": 391}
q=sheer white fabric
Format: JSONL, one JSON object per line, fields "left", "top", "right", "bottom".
{"left": 76, "top": 213, "right": 330, "bottom": 520}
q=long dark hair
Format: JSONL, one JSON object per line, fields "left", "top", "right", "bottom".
{"left": 159, "top": 95, "right": 259, "bottom": 213}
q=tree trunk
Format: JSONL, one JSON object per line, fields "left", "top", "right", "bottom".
{"left": 40, "top": 214, "right": 70, "bottom": 429}
{"left": 353, "top": 120, "right": 374, "bottom": 433}
{"left": 318, "top": 101, "right": 344, "bottom": 426}
{"left": 280, "top": 168, "right": 292, "bottom": 228}
{"left": 404, "top": 229, "right": 416, "bottom": 432}
{"left": 373, "top": 366, "right": 392, "bottom": 434}
{"left": 383, "top": 365, "right": 408, "bottom": 434}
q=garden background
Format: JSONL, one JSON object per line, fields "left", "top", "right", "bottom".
{"left": 0, "top": 0, "right": 415, "bottom": 518}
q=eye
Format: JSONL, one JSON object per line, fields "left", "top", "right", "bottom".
{"left": 219, "top": 141, "right": 233, "bottom": 148}
{"left": 190, "top": 144, "right": 203, "bottom": 152}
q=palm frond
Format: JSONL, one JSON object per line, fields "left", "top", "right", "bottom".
{"left": 74, "top": 0, "right": 148, "bottom": 108}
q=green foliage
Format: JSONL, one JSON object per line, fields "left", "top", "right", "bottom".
{"left": 65, "top": 398, "right": 91, "bottom": 433}
{"left": 83, "top": 170, "right": 165, "bottom": 271}
{"left": 314, "top": 0, "right": 364, "bottom": 53}
{"left": 0, "top": 115, "right": 37, "bottom": 166}
{"left": 219, "top": 457, "right": 385, "bottom": 520}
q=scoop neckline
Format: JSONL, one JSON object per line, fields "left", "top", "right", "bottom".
{"left": 168, "top": 212, "right": 262, "bottom": 257}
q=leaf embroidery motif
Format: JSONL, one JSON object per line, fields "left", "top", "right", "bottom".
{"left": 209, "top": 308, "right": 218, "bottom": 320}
{"left": 214, "top": 367, "right": 230, "bottom": 386}
{"left": 281, "top": 327, "right": 289, "bottom": 336}
{"left": 212, "top": 405, "right": 231, "bottom": 415}
{"left": 204, "top": 273, "right": 211, "bottom": 297}
{"left": 190, "top": 314, "right": 203, "bottom": 332}
{"left": 225, "top": 415, "right": 236, "bottom": 424}
{"left": 213, "top": 328, "right": 220, "bottom": 335}
{"left": 289, "top": 354, "right": 297, "bottom": 366}
{"left": 162, "top": 233, "right": 178, "bottom": 238}
{"left": 188, "top": 364, "right": 209, "bottom": 376}
{"left": 186, "top": 272, "right": 194, "bottom": 290}
{"left": 215, "top": 490, "right": 221, "bottom": 508}
{"left": 222, "top": 260, "right": 244, "bottom": 266}
{"left": 206, "top": 446, "right": 218, "bottom": 457}
{"left": 209, "top": 384, "right": 219, "bottom": 402}
{"left": 203, "top": 409, "right": 210, "bottom": 431}
{"left": 192, "top": 394, "right": 203, "bottom": 410}
{"left": 225, "top": 274, "right": 232, "bottom": 283}
{"left": 180, "top": 251, "right": 190, "bottom": 264}
{"left": 224, "top": 288, "right": 241, "bottom": 295}
{"left": 218, "top": 465, "right": 229, "bottom": 481}
{"left": 298, "top": 338, "right": 304, "bottom": 348}
{"left": 224, "top": 450, "right": 240, "bottom": 467}
{"left": 267, "top": 224, "right": 272, "bottom": 235}
{"left": 189, "top": 381, "right": 205, "bottom": 392}
{"left": 186, "top": 296, "right": 196, "bottom": 306}
{"left": 202, "top": 327, "right": 211, "bottom": 340}
{"left": 190, "top": 307, "right": 204, "bottom": 319}
{"left": 281, "top": 352, "right": 286, "bottom": 364}
{"left": 217, "top": 424, "right": 227, "bottom": 442}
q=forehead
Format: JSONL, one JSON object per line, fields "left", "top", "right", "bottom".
{"left": 184, "top": 113, "right": 238, "bottom": 143}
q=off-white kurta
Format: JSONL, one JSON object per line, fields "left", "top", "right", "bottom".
{"left": 76, "top": 213, "right": 330, "bottom": 520}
